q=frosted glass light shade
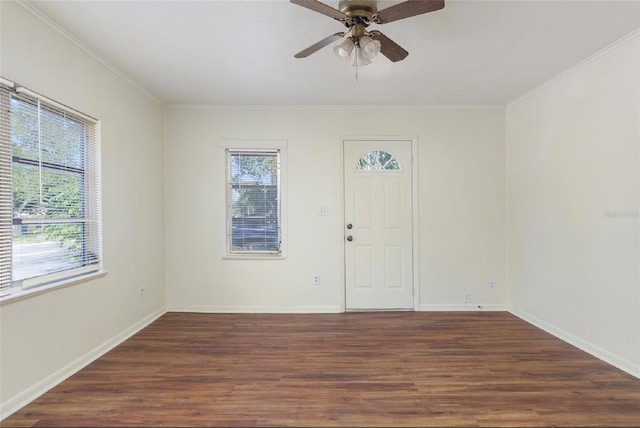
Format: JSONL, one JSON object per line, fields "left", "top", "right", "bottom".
{"left": 359, "top": 36, "right": 381, "bottom": 60}
{"left": 333, "top": 38, "right": 355, "bottom": 62}
{"left": 353, "top": 47, "right": 372, "bottom": 67}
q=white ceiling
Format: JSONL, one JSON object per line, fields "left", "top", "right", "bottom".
{"left": 26, "top": 0, "right": 640, "bottom": 106}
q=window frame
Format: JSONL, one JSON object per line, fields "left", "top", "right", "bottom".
{"left": 221, "top": 140, "right": 287, "bottom": 259}
{"left": 0, "top": 78, "right": 103, "bottom": 301}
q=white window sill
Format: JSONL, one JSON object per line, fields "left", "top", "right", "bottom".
{"left": 222, "top": 255, "right": 286, "bottom": 261}
{"left": 0, "top": 270, "right": 108, "bottom": 306}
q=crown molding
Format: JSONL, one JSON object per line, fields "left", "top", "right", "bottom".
{"left": 165, "top": 104, "right": 505, "bottom": 110}
{"left": 15, "top": 0, "right": 164, "bottom": 106}
{"left": 508, "top": 28, "right": 640, "bottom": 108}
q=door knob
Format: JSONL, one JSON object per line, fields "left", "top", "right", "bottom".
{"left": 346, "top": 235, "right": 353, "bottom": 242}
{"left": 346, "top": 223, "right": 353, "bottom": 229}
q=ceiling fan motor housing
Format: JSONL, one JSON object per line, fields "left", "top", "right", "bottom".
{"left": 339, "top": 0, "right": 378, "bottom": 25}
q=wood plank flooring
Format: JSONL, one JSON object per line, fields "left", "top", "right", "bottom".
{"left": 3, "top": 311, "right": 640, "bottom": 427}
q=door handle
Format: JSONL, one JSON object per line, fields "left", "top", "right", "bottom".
{"left": 346, "top": 235, "right": 353, "bottom": 242}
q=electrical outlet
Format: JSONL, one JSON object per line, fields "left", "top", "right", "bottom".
{"left": 312, "top": 274, "right": 320, "bottom": 285}
{"left": 489, "top": 277, "right": 496, "bottom": 288}
{"left": 139, "top": 286, "right": 145, "bottom": 300}
{"left": 464, "top": 292, "right": 470, "bottom": 303}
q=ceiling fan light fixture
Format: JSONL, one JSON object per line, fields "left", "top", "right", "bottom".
{"left": 333, "top": 37, "right": 355, "bottom": 62}
{"left": 291, "top": 0, "right": 446, "bottom": 66}
{"left": 359, "top": 35, "right": 381, "bottom": 60}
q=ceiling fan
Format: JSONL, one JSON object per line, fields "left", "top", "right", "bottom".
{"left": 291, "top": 0, "right": 445, "bottom": 66}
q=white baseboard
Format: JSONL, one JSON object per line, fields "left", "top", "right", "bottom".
{"left": 0, "top": 307, "right": 167, "bottom": 420}
{"left": 419, "top": 303, "right": 508, "bottom": 312}
{"left": 171, "top": 304, "right": 509, "bottom": 313}
{"left": 167, "top": 305, "right": 342, "bottom": 314}
{"left": 509, "top": 306, "right": 640, "bottom": 380}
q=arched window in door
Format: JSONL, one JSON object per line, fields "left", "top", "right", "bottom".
{"left": 355, "top": 150, "right": 401, "bottom": 171}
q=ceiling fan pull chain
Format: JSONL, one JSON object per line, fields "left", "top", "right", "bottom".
{"left": 354, "top": 48, "right": 359, "bottom": 81}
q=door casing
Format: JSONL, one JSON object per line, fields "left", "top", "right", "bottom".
{"left": 340, "top": 136, "right": 420, "bottom": 312}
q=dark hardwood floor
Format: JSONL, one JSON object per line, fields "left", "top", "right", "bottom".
{"left": 3, "top": 311, "right": 640, "bottom": 427}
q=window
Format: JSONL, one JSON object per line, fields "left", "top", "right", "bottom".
{"left": 226, "top": 149, "right": 281, "bottom": 255}
{"left": 356, "top": 150, "right": 400, "bottom": 171}
{"left": 0, "top": 79, "right": 101, "bottom": 297}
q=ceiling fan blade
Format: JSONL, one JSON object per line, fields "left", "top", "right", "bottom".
{"left": 290, "top": 0, "right": 348, "bottom": 21}
{"left": 369, "top": 31, "right": 409, "bottom": 62}
{"left": 376, "top": 0, "right": 444, "bottom": 24}
{"left": 295, "top": 32, "right": 346, "bottom": 58}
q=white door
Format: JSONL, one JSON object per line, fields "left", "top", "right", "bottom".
{"left": 344, "top": 139, "right": 414, "bottom": 310}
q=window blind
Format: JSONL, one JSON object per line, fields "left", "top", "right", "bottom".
{"left": 0, "top": 82, "right": 13, "bottom": 295}
{"left": 0, "top": 78, "right": 101, "bottom": 294}
{"left": 227, "top": 149, "right": 280, "bottom": 254}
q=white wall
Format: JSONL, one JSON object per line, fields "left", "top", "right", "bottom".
{"left": 0, "top": 0, "right": 166, "bottom": 416}
{"left": 506, "top": 34, "right": 640, "bottom": 376}
{"left": 164, "top": 107, "right": 506, "bottom": 312}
